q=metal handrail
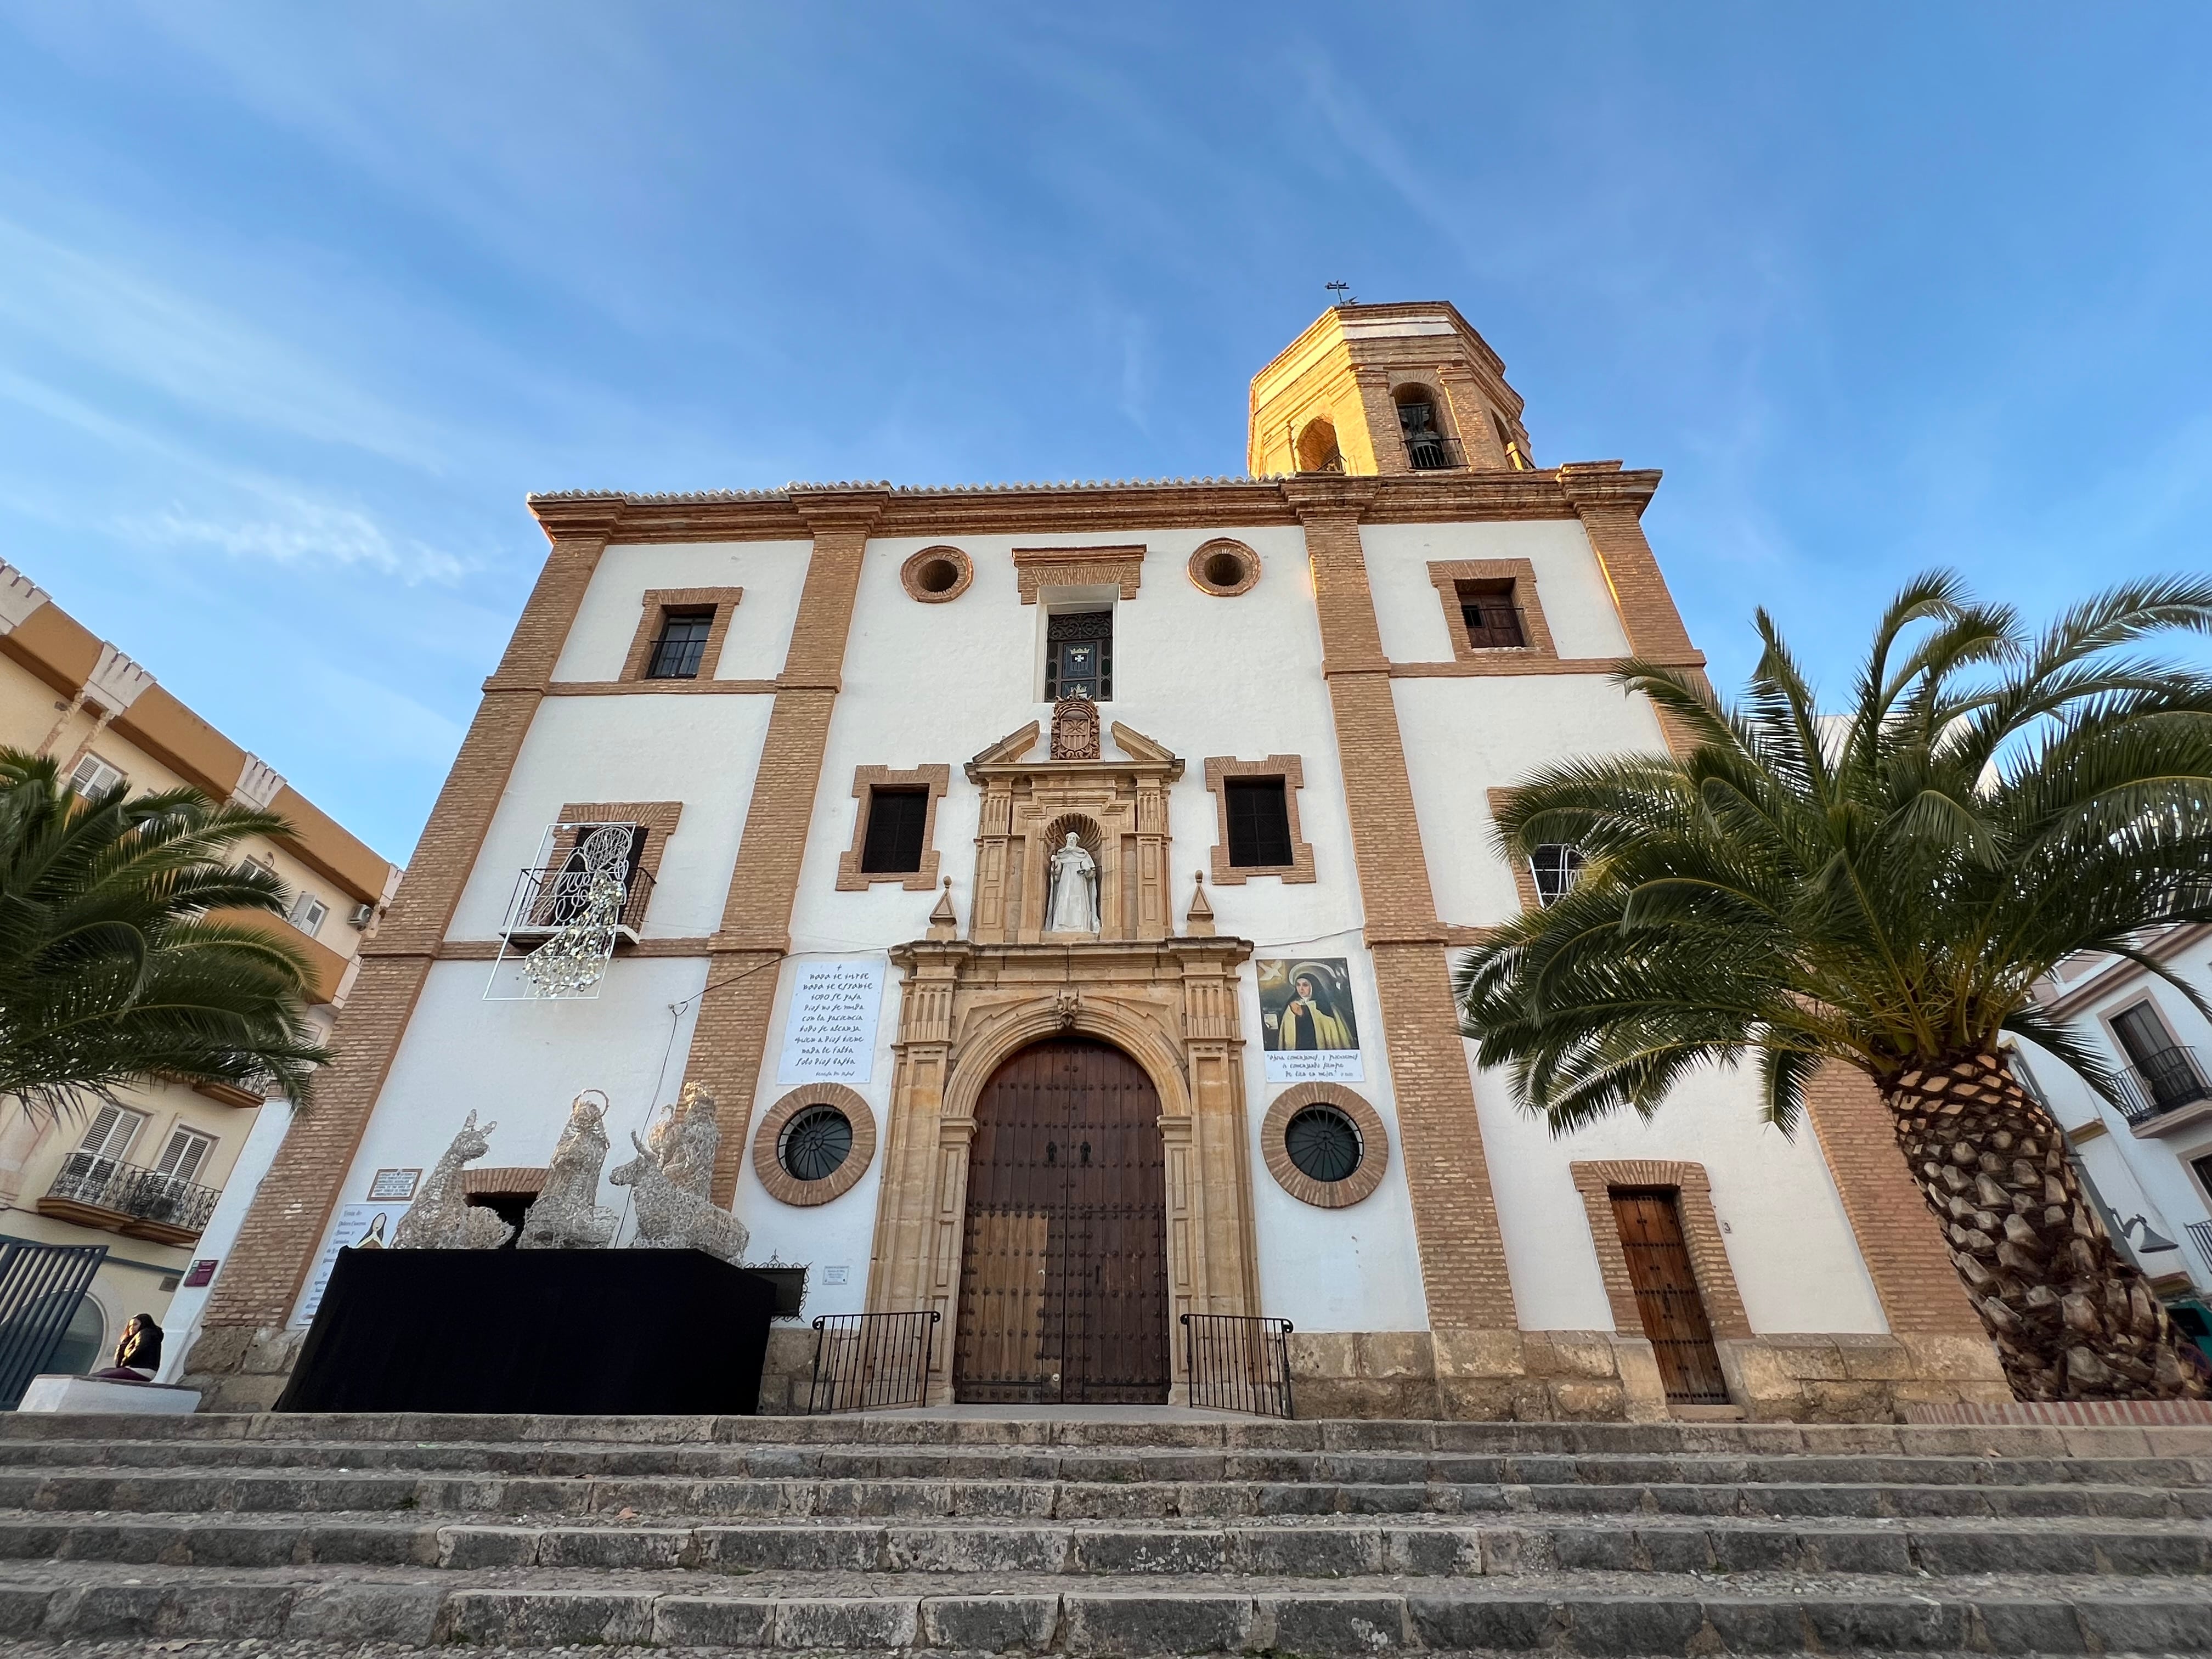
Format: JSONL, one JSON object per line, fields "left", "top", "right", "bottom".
{"left": 1181, "top": 1313, "right": 1295, "bottom": 1418}
{"left": 2116, "top": 1047, "right": 2212, "bottom": 1123}
{"left": 806, "top": 1311, "right": 939, "bottom": 1414}
{"left": 46, "top": 1155, "right": 220, "bottom": 1235}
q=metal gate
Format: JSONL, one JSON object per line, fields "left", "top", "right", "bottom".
{"left": 953, "top": 1038, "right": 1170, "bottom": 1403}
{"left": 1610, "top": 1189, "right": 1730, "bottom": 1405}
{"left": 0, "top": 1235, "right": 109, "bottom": 1408}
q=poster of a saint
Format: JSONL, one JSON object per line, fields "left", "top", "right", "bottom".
{"left": 1257, "top": 958, "right": 1363, "bottom": 1081}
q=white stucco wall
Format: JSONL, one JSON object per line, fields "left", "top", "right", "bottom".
{"left": 1393, "top": 676, "right": 1668, "bottom": 930}
{"left": 445, "top": 695, "right": 774, "bottom": 941}
{"left": 1362, "top": 520, "right": 1632, "bottom": 666}
{"left": 294, "top": 956, "right": 709, "bottom": 1321}
{"left": 1470, "top": 1049, "right": 1888, "bottom": 1333}
{"left": 306, "top": 505, "right": 1900, "bottom": 1352}
{"left": 550, "top": 539, "right": 811, "bottom": 684}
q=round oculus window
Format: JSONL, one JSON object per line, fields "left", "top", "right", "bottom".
{"left": 914, "top": 557, "right": 962, "bottom": 594}
{"left": 1283, "top": 1105, "right": 1362, "bottom": 1184}
{"left": 778, "top": 1105, "right": 854, "bottom": 1183}
{"left": 1203, "top": 550, "right": 1246, "bottom": 588}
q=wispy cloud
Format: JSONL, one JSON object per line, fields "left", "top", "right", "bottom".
{"left": 0, "top": 216, "right": 447, "bottom": 470}
{"left": 123, "top": 498, "right": 469, "bottom": 586}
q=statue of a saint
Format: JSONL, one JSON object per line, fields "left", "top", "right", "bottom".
{"left": 1044, "top": 833, "right": 1099, "bottom": 934}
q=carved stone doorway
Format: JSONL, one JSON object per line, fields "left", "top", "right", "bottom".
{"left": 952, "top": 1037, "right": 1171, "bottom": 1403}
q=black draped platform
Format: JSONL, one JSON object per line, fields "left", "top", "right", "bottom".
{"left": 275, "top": 1248, "right": 776, "bottom": 1415}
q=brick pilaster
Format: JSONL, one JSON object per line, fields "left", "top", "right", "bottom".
{"left": 1287, "top": 479, "right": 1517, "bottom": 1336}
{"left": 203, "top": 509, "right": 620, "bottom": 1330}
{"left": 1802, "top": 1060, "right": 1987, "bottom": 1337}
{"left": 690, "top": 492, "right": 886, "bottom": 1202}
{"left": 1555, "top": 464, "right": 1708, "bottom": 755}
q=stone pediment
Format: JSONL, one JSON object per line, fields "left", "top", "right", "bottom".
{"left": 961, "top": 713, "right": 1184, "bottom": 944}
{"left": 964, "top": 716, "right": 1184, "bottom": 783}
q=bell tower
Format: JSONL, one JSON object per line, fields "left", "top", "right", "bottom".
{"left": 1247, "top": 302, "right": 1535, "bottom": 478}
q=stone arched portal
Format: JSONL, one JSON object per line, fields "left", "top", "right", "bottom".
{"left": 866, "top": 935, "right": 1259, "bottom": 1405}
{"left": 953, "top": 1036, "right": 1171, "bottom": 1404}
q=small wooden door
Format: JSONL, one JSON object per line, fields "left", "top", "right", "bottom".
{"left": 1610, "top": 1188, "right": 1730, "bottom": 1405}
{"left": 954, "top": 1039, "right": 1170, "bottom": 1403}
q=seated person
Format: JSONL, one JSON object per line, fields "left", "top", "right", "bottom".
{"left": 91, "top": 1313, "right": 162, "bottom": 1380}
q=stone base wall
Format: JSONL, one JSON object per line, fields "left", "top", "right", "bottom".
{"left": 181, "top": 1325, "right": 308, "bottom": 1413}
{"left": 185, "top": 1321, "right": 2012, "bottom": 1423}
{"left": 1290, "top": 1329, "right": 2012, "bottom": 1423}
{"left": 757, "top": 1327, "right": 820, "bottom": 1414}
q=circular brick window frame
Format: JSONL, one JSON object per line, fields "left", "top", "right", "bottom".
{"left": 1187, "top": 539, "right": 1261, "bottom": 598}
{"left": 901, "top": 546, "right": 974, "bottom": 604}
{"left": 752, "top": 1084, "right": 878, "bottom": 1206}
{"left": 1261, "top": 1084, "right": 1388, "bottom": 1209}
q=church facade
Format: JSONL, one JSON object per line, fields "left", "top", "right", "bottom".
{"left": 190, "top": 303, "right": 2012, "bottom": 1420}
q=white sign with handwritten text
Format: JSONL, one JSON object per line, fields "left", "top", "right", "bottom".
{"left": 776, "top": 958, "right": 885, "bottom": 1085}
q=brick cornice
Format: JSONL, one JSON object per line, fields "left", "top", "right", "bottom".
{"left": 527, "top": 494, "right": 625, "bottom": 545}
{"left": 519, "top": 469, "right": 1657, "bottom": 546}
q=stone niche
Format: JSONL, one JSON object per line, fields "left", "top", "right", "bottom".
{"left": 965, "top": 714, "right": 1179, "bottom": 945}
{"left": 866, "top": 715, "right": 1261, "bottom": 1403}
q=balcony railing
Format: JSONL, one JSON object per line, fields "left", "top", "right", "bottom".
{"left": 2115, "top": 1046, "right": 2212, "bottom": 1126}
{"left": 1181, "top": 1313, "right": 1295, "bottom": 1418}
{"left": 2188, "top": 1221, "right": 2212, "bottom": 1279}
{"left": 1404, "top": 433, "right": 1466, "bottom": 471}
{"left": 42, "top": 1154, "right": 220, "bottom": 1241}
{"left": 502, "top": 859, "right": 653, "bottom": 944}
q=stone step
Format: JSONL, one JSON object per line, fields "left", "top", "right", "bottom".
{"left": 2, "top": 1513, "right": 2207, "bottom": 1577}
{"left": 3, "top": 1469, "right": 2206, "bottom": 1519}
{"left": 8, "top": 1409, "right": 2210, "bottom": 1461}
{"left": 1, "top": 1562, "right": 2209, "bottom": 1651}
{"left": 2, "top": 1436, "right": 2202, "bottom": 1489}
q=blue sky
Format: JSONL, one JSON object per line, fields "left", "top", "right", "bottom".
{"left": 2, "top": 5, "right": 2208, "bottom": 861}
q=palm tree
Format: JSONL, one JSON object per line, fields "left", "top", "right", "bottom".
{"left": 0, "top": 749, "right": 331, "bottom": 1123}
{"left": 1456, "top": 573, "right": 2212, "bottom": 1401}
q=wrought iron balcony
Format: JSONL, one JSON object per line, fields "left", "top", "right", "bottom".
{"left": 2115, "top": 1046, "right": 2212, "bottom": 1128}
{"left": 2188, "top": 1220, "right": 2212, "bottom": 1279}
{"left": 1404, "top": 433, "right": 1466, "bottom": 471}
{"left": 501, "top": 859, "right": 653, "bottom": 945}
{"left": 40, "top": 1154, "right": 220, "bottom": 1244}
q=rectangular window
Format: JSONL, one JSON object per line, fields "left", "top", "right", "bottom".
{"left": 1456, "top": 579, "right": 1526, "bottom": 649}
{"left": 289, "top": 891, "right": 329, "bottom": 937}
{"left": 1224, "top": 777, "right": 1294, "bottom": 867}
{"left": 860, "top": 787, "right": 930, "bottom": 874}
{"left": 645, "top": 609, "right": 714, "bottom": 679}
{"left": 1045, "top": 610, "right": 1113, "bottom": 701}
{"left": 69, "top": 753, "right": 126, "bottom": 799}
{"left": 155, "top": 1126, "right": 217, "bottom": 1188}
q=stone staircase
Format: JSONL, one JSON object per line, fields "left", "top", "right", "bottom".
{"left": 0, "top": 1409, "right": 2208, "bottom": 1654}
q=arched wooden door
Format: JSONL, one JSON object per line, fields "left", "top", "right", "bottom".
{"left": 953, "top": 1037, "right": 1170, "bottom": 1403}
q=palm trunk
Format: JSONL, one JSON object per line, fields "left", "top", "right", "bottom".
{"left": 1882, "top": 1052, "right": 2208, "bottom": 1401}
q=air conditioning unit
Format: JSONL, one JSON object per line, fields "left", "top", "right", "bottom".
{"left": 348, "top": 902, "right": 376, "bottom": 929}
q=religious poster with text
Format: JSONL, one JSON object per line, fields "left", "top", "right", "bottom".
{"left": 776, "top": 957, "right": 887, "bottom": 1085}
{"left": 1257, "top": 957, "right": 1364, "bottom": 1082}
{"left": 292, "top": 1201, "right": 408, "bottom": 1325}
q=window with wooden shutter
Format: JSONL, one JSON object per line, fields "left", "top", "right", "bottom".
{"left": 1224, "top": 777, "right": 1294, "bottom": 868}
{"left": 860, "top": 788, "right": 930, "bottom": 874}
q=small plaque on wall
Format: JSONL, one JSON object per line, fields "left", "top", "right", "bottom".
{"left": 366, "top": 1168, "right": 421, "bottom": 1201}
{"left": 776, "top": 959, "right": 886, "bottom": 1085}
